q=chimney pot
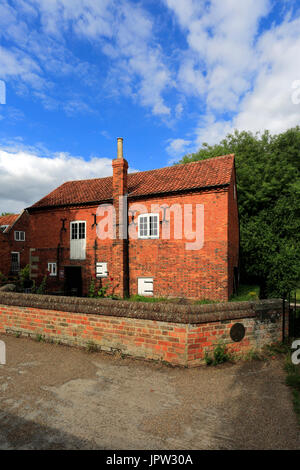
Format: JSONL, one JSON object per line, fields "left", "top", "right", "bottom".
{"left": 117, "top": 137, "right": 123, "bottom": 159}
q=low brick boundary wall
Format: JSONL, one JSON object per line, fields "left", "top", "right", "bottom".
{"left": 0, "top": 293, "right": 284, "bottom": 366}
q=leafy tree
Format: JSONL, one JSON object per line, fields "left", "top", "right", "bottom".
{"left": 0, "top": 212, "right": 14, "bottom": 216}
{"left": 178, "top": 128, "right": 300, "bottom": 298}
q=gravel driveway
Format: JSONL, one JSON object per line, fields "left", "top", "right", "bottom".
{"left": 0, "top": 333, "right": 299, "bottom": 450}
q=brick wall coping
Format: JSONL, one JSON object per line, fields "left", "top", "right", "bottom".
{"left": 0, "top": 292, "right": 282, "bottom": 325}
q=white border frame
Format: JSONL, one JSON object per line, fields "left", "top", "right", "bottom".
{"left": 137, "top": 213, "right": 159, "bottom": 239}
{"left": 48, "top": 262, "right": 57, "bottom": 276}
{"left": 11, "top": 251, "right": 20, "bottom": 272}
{"left": 14, "top": 231, "right": 25, "bottom": 241}
{"left": 70, "top": 221, "right": 86, "bottom": 240}
{"left": 96, "top": 262, "right": 108, "bottom": 278}
{"left": 138, "top": 277, "right": 154, "bottom": 296}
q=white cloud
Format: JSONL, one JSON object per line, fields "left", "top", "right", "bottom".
{"left": 166, "top": 138, "right": 192, "bottom": 159}
{"left": 104, "top": 1, "right": 172, "bottom": 115}
{"left": 0, "top": 146, "right": 114, "bottom": 213}
{"left": 165, "top": 0, "right": 271, "bottom": 112}
{"left": 175, "top": 103, "right": 184, "bottom": 119}
{"left": 177, "top": 58, "right": 206, "bottom": 97}
{"left": 164, "top": 1, "right": 300, "bottom": 148}
{"left": 0, "top": 0, "right": 172, "bottom": 117}
{"left": 195, "top": 116, "right": 233, "bottom": 147}
{"left": 1, "top": 0, "right": 299, "bottom": 153}
{"left": 0, "top": 45, "right": 42, "bottom": 86}
{"left": 234, "top": 15, "right": 300, "bottom": 134}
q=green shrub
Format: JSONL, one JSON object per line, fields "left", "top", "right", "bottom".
{"left": 230, "top": 284, "right": 260, "bottom": 302}
{"left": 97, "top": 284, "right": 110, "bottom": 298}
{"left": 128, "top": 294, "right": 168, "bottom": 303}
{"left": 284, "top": 353, "right": 300, "bottom": 423}
{"left": 286, "top": 374, "right": 300, "bottom": 391}
{"left": 292, "top": 390, "right": 300, "bottom": 424}
{"left": 244, "top": 349, "right": 264, "bottom": 361}
{"left": 19, "top": 264, "right": 30, "bottom": 288}
{"left": 194, "top": 299, "right": 219, "bottom": 305}
{"left": 36, "top": 275, "right": 47, "bottom": 295}
{"left": 264, "top": 342, "right": 290, "bottom": 356}
{"left": 35, "top": 334, "right": 45, "bottom": 342}
{"left": 0, "top": 271, "right": 7, "bottom": 284}
{"left": 88, "top": 278, "right": 112, "bottom": 298}
{"left": 86, "top": 340, "right": 99, "bottom": 353}
{"left": 88, "top": 278, "right": 96, "bottom": 298}
{"left": 284, "top": 355, "right": 297, "bottom": 374}
{"left": 205, "top": 342, "right": 231, "bottom": 366}
{"left": 204, "top": 351, "right": 214, "bottom": 366}
{"left": 213, "top": 342, "right": 231, "bottom": 364}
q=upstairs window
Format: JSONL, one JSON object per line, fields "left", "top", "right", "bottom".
{"left": 14, "top": 231, "right": 25, "bottom": 241}
{"left": 71, "top": 222, "right": 85, "bottom": 240}
{"left": 70, "top": 221, "right": 86, "bottom": 260}
{"left": 138, "top": 214, "right": 159, "bottom": 239}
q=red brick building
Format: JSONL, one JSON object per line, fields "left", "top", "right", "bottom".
{"left": 27, "top": 139, "right": 239, "bottom": 301}
{"left": 0, "top": 211, "right": 31, "bottom": 279}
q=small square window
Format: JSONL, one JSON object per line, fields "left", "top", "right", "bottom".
{"left": 138, "top": 214, "right": 159, "bottom": 239}
{"left": 14, "top": 231, "right": 25, "bottom": 241}
{"left": 48, "top": 262, "right": 57, "bottom": 276}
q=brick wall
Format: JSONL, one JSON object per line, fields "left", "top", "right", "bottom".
{"left": 28, "top": 204, "right": 114, "bottom": 295}
{"left": 128, "top": 189, "right": 229, "bottom": 301}
{"left": 0, "top": 211, "right": 31, "bottom": 279}
{"left": 0, "top": 293, "right": 283, "bottom": 366}
{"left": 28, "top": 183, "right": 237, "bottom": 301}
{"left": 0, "top": 231, "right": 9, "bottom": 278}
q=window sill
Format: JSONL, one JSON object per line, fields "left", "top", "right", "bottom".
{"left": 138, "top": 236, "right": 159, "bottom": 240}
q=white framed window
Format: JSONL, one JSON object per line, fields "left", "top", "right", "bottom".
{"left": 71, "top": 221, "right": 86, "bottom": 240}
{"left": 138, "top": 277, "right": 154, "bottom": 296}
{"left": 11, "top": 252, "right": 20, "bottom": 272}
{"left": 48, "top": 262, "right": 57, "bottom": 276}
{"left": 96, "top": 262, "right": 108, "bottom": 278}
{"left": 14, "top": 231, "right": 25, "bottom": 241}
{"left": 0, "top": 225, "right": 8, "bottom": 233}
{"left": 138, "top": 214, "right": 159, "bottom": 239}
{"left": 70, "top": 221, "right": 86, "bottom": 260}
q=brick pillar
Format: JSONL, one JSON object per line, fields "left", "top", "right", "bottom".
{"left": 112, "top": 138, "right": 129, "bottom": 298}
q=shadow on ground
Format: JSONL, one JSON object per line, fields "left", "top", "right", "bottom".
{"left": 0, "top": 409, "right": 99, "bottom": 450}
{"left": 0, "top": 333, "right": 299, "bottom": 450}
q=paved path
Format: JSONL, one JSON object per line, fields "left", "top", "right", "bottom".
{"left": 0, "top": 334, "right": 299, "bottom": 450}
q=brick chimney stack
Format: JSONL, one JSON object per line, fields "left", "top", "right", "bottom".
{"left": 112, "top": 138, "right": 129, "bottom": 298}
{"left": 113, "top": 138, "right": 128, "bottom": 197}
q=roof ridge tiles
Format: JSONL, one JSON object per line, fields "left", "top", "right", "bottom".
{"left": 28, "top": 153, "right": 235, "bottom": 210}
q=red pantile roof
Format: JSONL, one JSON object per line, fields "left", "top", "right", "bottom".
{"left": 0, "top": 214, "right": 20, "bottom": 231}
{"left": 29, "top": 154, "right": 234, "bottom": 210}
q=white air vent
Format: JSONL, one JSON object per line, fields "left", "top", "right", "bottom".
{"left": 96, "top": 262, "right": 108, "bottom": 278}
{"left": 138, "top": 277, "right": 153, "bottom": 296}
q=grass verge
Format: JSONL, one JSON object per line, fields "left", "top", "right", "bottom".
{"left": 229, "top": 284, "right": 260, "bottom": 302}
{"left": 284, "top": 353, "right": 300, "bottom": 425}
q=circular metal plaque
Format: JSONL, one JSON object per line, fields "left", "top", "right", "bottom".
{"left": 230, "top": 323, "right": 246, "bottom": 342}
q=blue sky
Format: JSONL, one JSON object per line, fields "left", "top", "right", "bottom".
{"left": 0, "top": 0, "right": 300, "bottom": 212}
